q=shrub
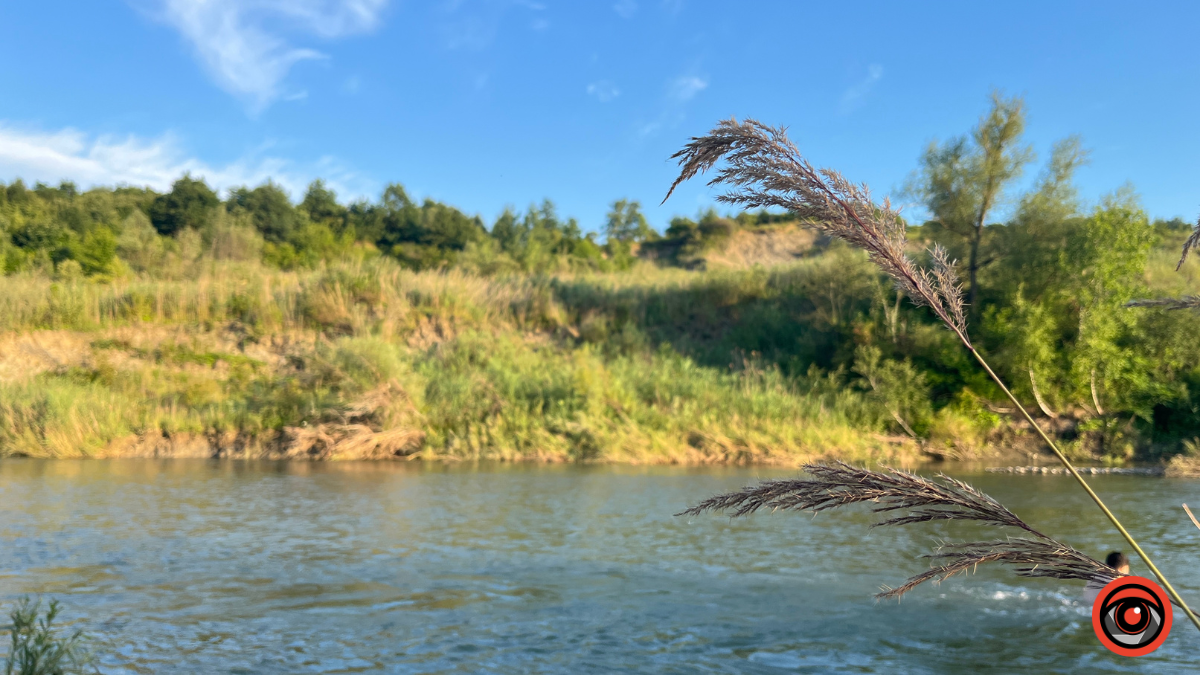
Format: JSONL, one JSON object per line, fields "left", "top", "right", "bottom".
{"left": 2, "top": 597, "right": 93, "bottom": 675}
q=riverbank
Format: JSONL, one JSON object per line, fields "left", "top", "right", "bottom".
{"left": 2, "top": 246, "right": 1198, "bottom": 466}
{"left": 0, "top": 258, "right": 926, "bottom": 464}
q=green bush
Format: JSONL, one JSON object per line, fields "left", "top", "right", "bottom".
{"left": 2, "top": 597, "right": 93, "bottom": 675}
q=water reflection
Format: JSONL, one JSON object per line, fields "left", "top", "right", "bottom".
{"left": 0, "top": 460, "right": 1197, "bottom": 673}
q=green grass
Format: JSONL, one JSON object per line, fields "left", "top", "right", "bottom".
{"left": 0, "top": 257, "right": 910, "bottom": 463}
{"left": 5, "top": 238, "right": 1195, "bottom": 464}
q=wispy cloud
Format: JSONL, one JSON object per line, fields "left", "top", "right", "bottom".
{"left": 668, "top": 75, "right": 708, "bottom": 102}
{"left": 440, "top": 0, "right": 548, "bottom": 50}
{"left": 839, "top": 63, "right": 883, "bottom": 114}
{"left": 613, "top": 0, "right": 637, "bottom": 18}
{"left": 143, "top": 0, "right": 389, "bottom": 114}
{"left": 636, "top": 74, "right": 708, "bottom": 138}
{"left": 661, "top": 0, "right": 684, "bottom": 14}
{"left": 587, "top": 81, "right": 620, "bottom": 102}
{"left": 0, "top": 123, "right": 373, "bottom": 201}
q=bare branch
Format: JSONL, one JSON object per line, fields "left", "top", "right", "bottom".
{"left": 1029, "top": 369, "right": 1058, "bottom": 419}
{"left": 1185, "top": 504, "right": 1200, "bottom": 534}
{"left": 1090, "top": 369, "right": 1104, "bottom": 416}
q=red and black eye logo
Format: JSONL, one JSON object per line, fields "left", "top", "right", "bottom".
{"left": 1092, "top": 576, "right": 1172, "bottom": 656}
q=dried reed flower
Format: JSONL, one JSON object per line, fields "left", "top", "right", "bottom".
{"left": 664, "top": 118, "right": 969, "bottom": 341}
{"left": 679, "top": 462, "right": 1120, "bottom": 600}
{"left": 1125, "top": 214, "right": 1200, "bottom": 309}
{"left": 679, "top": 461, "right": 1031, "bottom": 532}
{"left": 1126, "top": 296, "right": 1200, "bottom": 311}
{"left": 879, "top": 538, "right": 1117, "bottom": 599}
{"left": 1177, "top": 215, "right": 1200, "bottom": 270}
{"left": 665, "top": 118, "right": 1200, "bottom": 628}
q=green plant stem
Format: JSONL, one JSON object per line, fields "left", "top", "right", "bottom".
{"left": 966, "top": 345, "right": 1200, "bottom": 634}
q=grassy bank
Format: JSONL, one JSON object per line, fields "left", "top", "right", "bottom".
{"left": 2, "top": 216, "right": 1199, "bottom": 465}
{"left": 0, "top": 256, "right": 911, "bottom": 464}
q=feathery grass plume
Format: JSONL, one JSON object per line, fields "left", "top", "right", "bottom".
{"left": 1176, "top": 214, "right": 1200, "bottom": 270}
{"left": 665, "top": 118, "right": 1200, "bottom": 630}
{"left": 665, "top": 118, "right": 969, "bottom": 341}
{"left": 678, "top": 461, "right": 1120, "bottom": 600}
{"left": 1126, "top": 296, "right": 1200, "bottom": 311}
{"left": 880, "top": 539, "right": 1117, "bottom": 600}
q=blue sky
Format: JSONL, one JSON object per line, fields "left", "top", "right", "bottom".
{"left": 2, "top": 1, "right": 1199, "bottom": 231}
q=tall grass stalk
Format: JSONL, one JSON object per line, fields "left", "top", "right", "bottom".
{"left": 666, "top": 117, "right": 1200, "bottom": 632}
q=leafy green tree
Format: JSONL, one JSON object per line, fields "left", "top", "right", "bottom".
{"left": 149, "top": 175, "right": 219, "bottom": 237}
{"left": 984, "top": 137, "right": 1090, "bottom": 304}
{"left": 375, "top": 184, "right": 484, "bottom": 269}
{"left": 854, "top": 345, "right": 933, "bottom": 437}
{"left": 604, "top": 199, "right": 656, "bottom": 243}
{"left": 486, "top": 200, "right": 588, "bottom": 272}
{"left": 911, "top": 92, "right": 1033, "bottom": 313}
{"left": 71, "top": 226, "right": 118, "bottom": 278}
{"left": 5, "top": 180, "right": 30, "bottom": 205}
{"left": 490, "top": 208, "right": 522, "bottom": 253}
{"left": 226, "top": 181, "right": 300, "bottom": 244}
{"left": 116, "top": 210, "right": 168, "bottom": 274}
{"left": 346, "top": 199, "right": 384, "bottom": 245}
{"left": 301, "top": 180, "right": 347, "bottom": 231}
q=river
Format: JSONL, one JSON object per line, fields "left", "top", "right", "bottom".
{"left": 0, "top": 460, "right": 1197, "bottom": 673}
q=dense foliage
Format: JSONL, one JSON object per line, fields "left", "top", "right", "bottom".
{"left": 2, "top": 597, "right": 92, "bottom": 675}
{"left": 0, "top": 175, "right": 665, "bottom": 278}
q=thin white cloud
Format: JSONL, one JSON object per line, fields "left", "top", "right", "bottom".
{"left": 144, "top": 0, "right": 389, "bottom": 114}
{"left": 668, "top": 75, "right": 708, "bottom": 102}
{"left": 635, "top": 74, "right": 707, "bottom": 139}
{"left": 839, "top": 63, "right": 883, "bottom": 114}
{"left": 587, "top": 81, "right": 620, "bottom": 103}
{"left": 613, "top": 0, "right": 637, "bottom": 18}
{"left": 440, "top": 0, "right": 546, "bottom": 50}
{"left": 661, "top": 0, "right": 683, "bottom": 14}
{"left": 0, "top": 124, "right": 374, "bottom": 202}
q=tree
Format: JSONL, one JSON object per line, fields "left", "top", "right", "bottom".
{"left": 985, "top": 137, "right": 1089, "bottom": 304}
{"left": 604, "top": 199, "right": 656, "bottom": 243}
{"left": 148, "top": 175, "right": 219, "bottom": 237}
{"left": 301, "top": 180, "right": 346, "bottom": 230}
{"left": 911, "top": 92, "right": 1033, "bottom": 315}
{"left": 374, "top": 184, "right": 484, "bottom": 269}
{"left": 71, "top": 226, "right": 118, "bottom": 277}
{"left": 226, "top": 181, "right": 300, "bottom": 244}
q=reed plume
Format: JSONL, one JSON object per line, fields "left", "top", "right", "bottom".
{"left": 1126, "top": 296, "right": 1200, "bottom": 311}
{"left": 666, "top": 117, "right": 1200, "bottom": 629}
{"left": 1176, "top": 215, "right": 1200, "bottom": 271}
{"left": 663, "top": 119, "right": 968, "bottom": 341}
{"left": 679, "top": 461, "right": 1120, "bottom": 600}
{"left": 1126, "top": 214, "right": 1200, "bottom": 308}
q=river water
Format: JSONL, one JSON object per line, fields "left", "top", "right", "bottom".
{"left": 0, "top": 460, "right": 1197, "bottom": 673}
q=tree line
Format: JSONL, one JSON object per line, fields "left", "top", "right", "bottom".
{"left": 0, "top": 171, "right": 758, "bottom": 278}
